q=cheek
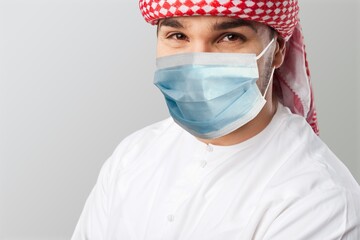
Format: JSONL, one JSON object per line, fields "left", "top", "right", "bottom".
{"left": 256, "top": 57, "right": 266, "bottom": 78}
{"left": 257, "top": 56, "right": 275, "bottom": 90}
{"left": 156, "top": 40, "right": 165, "bottom": 58}
{"left": 156, "top": 39, "right": 179, "bottom": 57}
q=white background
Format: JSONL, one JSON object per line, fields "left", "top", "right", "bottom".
{"left": 0, "top": 0, "right": 359, "bottom": 239}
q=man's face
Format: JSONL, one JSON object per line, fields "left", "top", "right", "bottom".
{"left": 156, "top": 16, "right": 277, "bottom": 93}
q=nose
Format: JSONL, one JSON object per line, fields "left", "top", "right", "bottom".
{"left": 189, "top": 41, "right": 215, "bottom": 53}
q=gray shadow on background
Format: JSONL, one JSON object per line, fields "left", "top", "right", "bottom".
{"left": 0, "top": 0, "right": 359, "bottom": 239}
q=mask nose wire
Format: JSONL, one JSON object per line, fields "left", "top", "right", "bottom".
{"left": 256, "top": 38, "right": 275, "bottom": 60}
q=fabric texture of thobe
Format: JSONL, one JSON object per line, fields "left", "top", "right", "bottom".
{"left": 72, "top": 104, "right": 360, "bottom": 240}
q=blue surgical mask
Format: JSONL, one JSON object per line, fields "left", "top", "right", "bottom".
{"left": 154, "top": 39, "right": 275, "bottom": 139}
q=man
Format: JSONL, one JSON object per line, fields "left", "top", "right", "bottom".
{"left": 72, "top": 0, "right": 360, "bottom": 239}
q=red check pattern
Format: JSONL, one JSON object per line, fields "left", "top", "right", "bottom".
{"left": 139, "top": 0, "right": 319, "bottom": 135}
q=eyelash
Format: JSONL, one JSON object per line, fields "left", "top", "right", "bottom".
{"left": 166, "top": 32, "right": 188, "bottom": 41}
{"left": 165, "top": 32, "right": 247, "bottom": 43}
{"left": 219, "top": 33, "right": 247, "bottom": 43}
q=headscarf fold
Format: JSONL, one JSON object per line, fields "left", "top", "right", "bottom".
{"left": 139, "top": 0, "right": 319, "bottom": 134}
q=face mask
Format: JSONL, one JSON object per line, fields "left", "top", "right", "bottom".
{"left": 154, "top": 38, "right": 275, "bottom": 139}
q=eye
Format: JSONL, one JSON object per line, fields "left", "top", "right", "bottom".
{"left": 167, "top": 32, "right": 188, "bottom": 41}
{"left": 219, "top": 33, "right": 246, "bottom": 43}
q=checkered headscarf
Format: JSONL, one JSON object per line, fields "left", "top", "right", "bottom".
{"left": 139, "top": 0, "right": 319, "bottom": 135}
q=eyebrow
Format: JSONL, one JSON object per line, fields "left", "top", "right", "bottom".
{"left": 157, "top": 18, "right": 257, "bottom": 33}
{"left": 158, "top": 18, "right": 184, "bottom": 29}
{"left": 213, "top": 19, "right": 257, "bottom": 33}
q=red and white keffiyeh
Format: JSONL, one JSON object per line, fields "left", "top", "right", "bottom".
{"left": 139, "top": 0, "right": 319, "bottom": 134}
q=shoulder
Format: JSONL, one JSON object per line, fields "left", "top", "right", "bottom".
{"left": 102, "top": 117, "right": 183, "bottom": 177}
{"left": 257, "top": 105, "right": 360, "bottom": 238}
{"left": 266, "top": 104, "right": 360, "bottom": 197}
{"left": 114, "top": 117, "right": 176, "bottom": 156}
{"left": 260, "top": 105, "right": 360, "bottom": 238}
{"left": 274, "top": 105, "right": 359, "bottom": 192}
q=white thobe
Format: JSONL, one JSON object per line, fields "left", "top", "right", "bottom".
{"left": 72, "top": 104, "right": 360, "bottom": 240}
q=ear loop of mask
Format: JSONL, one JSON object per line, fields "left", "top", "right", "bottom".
{"left": 256, "top": 38, "right": 275, "bottom": 60}
{"left": 263, "top": 67, "right": 275, "bottom": 97}
{"left": 254, "top": 38, "right": 276, "bottom": 97}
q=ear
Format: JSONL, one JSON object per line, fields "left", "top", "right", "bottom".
{"left": 272, "top": 36, "right": 286, "bottom": 69}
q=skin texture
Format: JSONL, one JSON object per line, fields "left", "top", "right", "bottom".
{"left": 157, "top": 16, "right": 286, "bottom": 146}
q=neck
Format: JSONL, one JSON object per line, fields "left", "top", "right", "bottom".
{"left": 197, "top": 97, "right": 278, "bottom": 146}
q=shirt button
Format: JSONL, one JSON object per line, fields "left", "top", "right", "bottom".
{"left": 200, "top": 160, "right": 207, "bottom": 168}
{"left": 206, "top": 145, "right": 213, "bottom": 152}
{"left": 167, "top": 214, "right": 175, "bottom": 222}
